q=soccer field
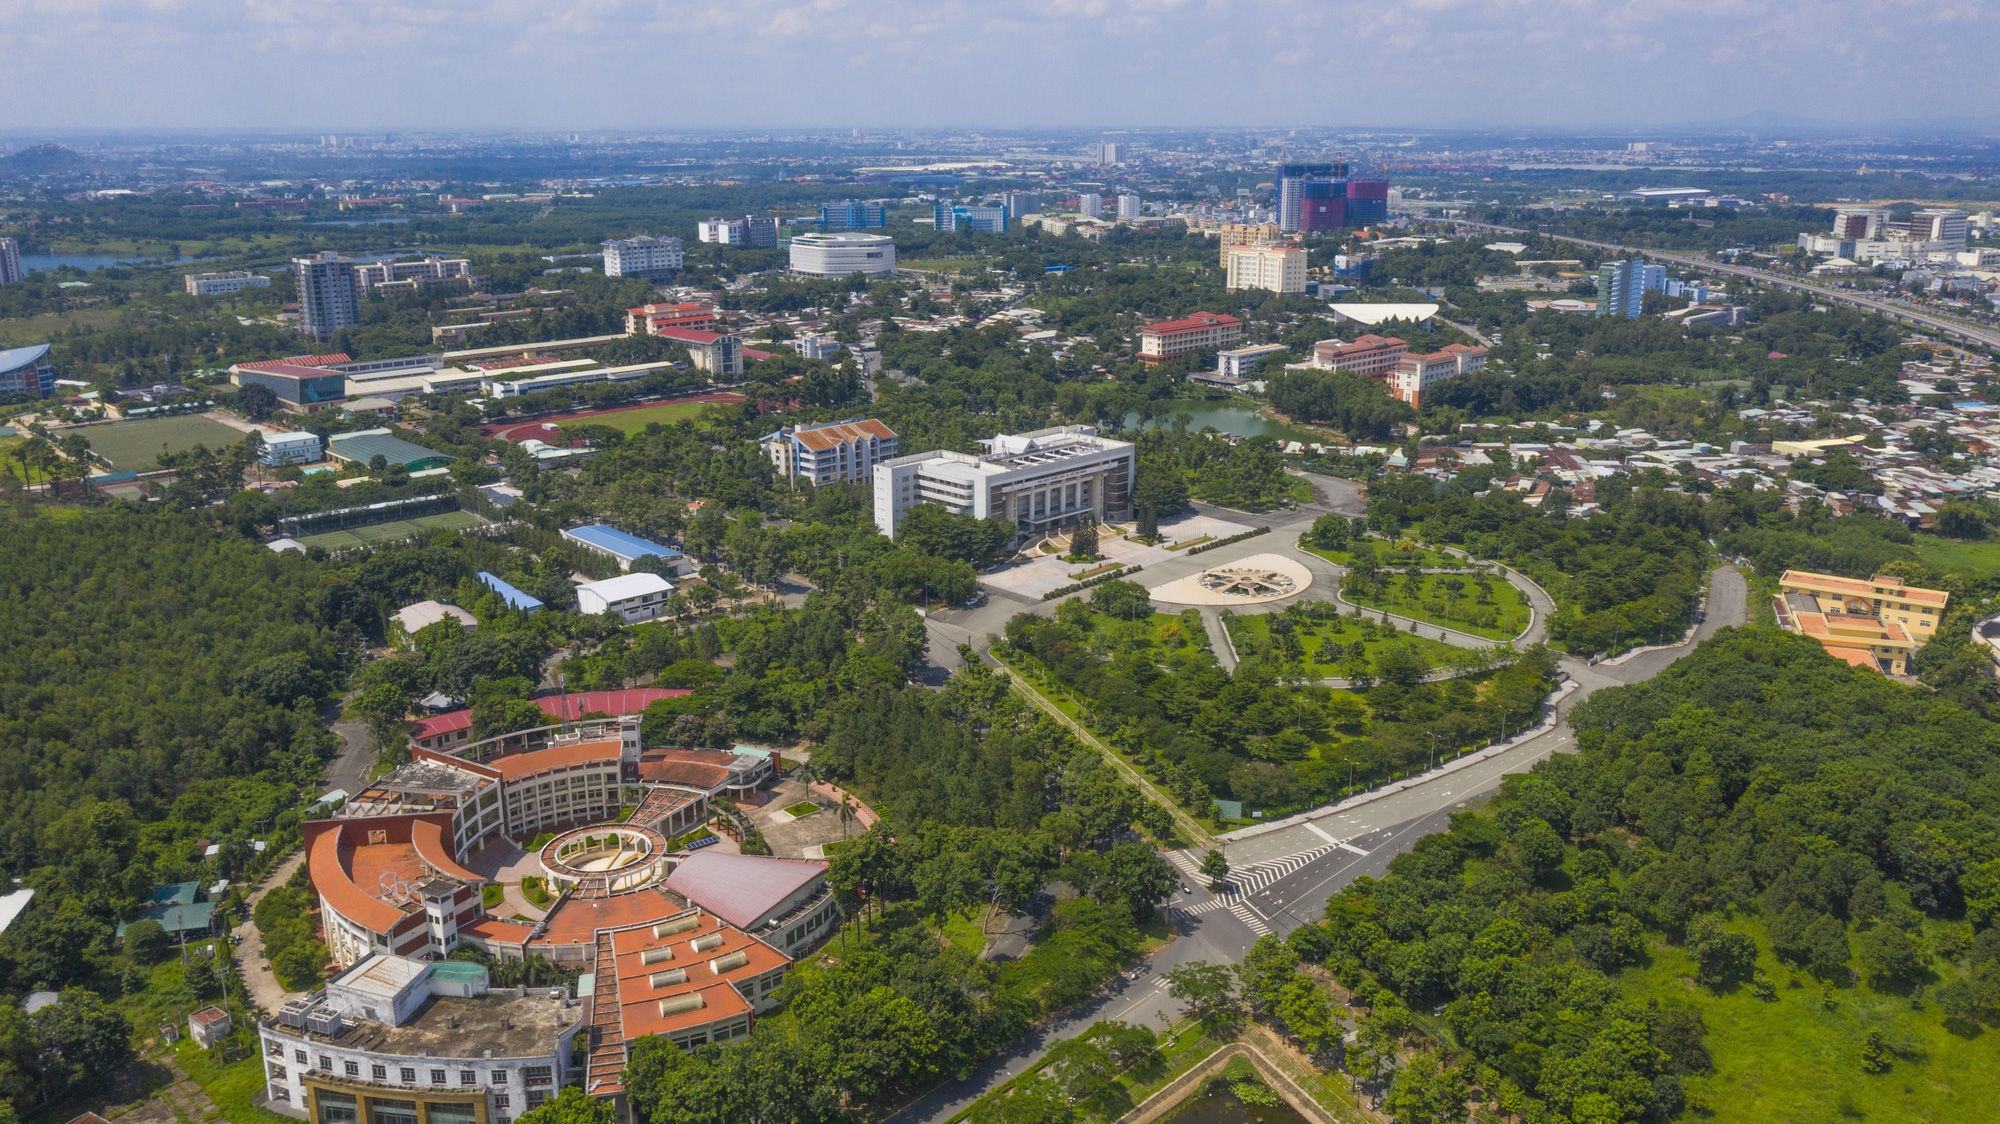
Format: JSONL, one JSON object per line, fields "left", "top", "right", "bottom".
{"left": 79, "top": 416, "right": 249, "bottom": 471}
{"left": 590, "top": 400, "right": 721, "bottom": 434}
{"left": 297, "top": 510, "right": 487, "bottom": 551}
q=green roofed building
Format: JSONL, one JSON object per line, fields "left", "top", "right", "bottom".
{"left": 116, "top": 880, "right": 220, "bottom": 939}
{"left": 327, "top": 428, "right": 456, "bottom": 471}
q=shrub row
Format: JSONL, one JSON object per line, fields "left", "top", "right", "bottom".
{"left": 1043, "top": 563, "right": 1145, "bottom": 601}
{"left": 1185, "top": 525, "right": 1270, "bottom": 555}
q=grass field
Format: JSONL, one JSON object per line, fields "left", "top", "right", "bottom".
{"left": 1913, "top": 534, "right": 2000, "bottom": 580}
{"left": 588, "top": 400, "right": 721, "bottom": 434}
{"left": 77, "top": 415, "right": 248, "bottom": 470}
{"left": 1620, "top": 914, "right": 2000, "bottom": 1124}
{"left": 1342, "top": 571, "right": 1532, "bottom": 640}
{"left": 297, "top": 510, "right": 486, "bottom": 550}
{"left": 1225, "top": 612, "right": 1462, "bottom": 673}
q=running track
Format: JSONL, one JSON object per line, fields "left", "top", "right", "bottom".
{"left": 480, "top": 392, "right": 746, "bottom": 443}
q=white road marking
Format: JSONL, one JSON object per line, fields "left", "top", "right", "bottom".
{"left": 1338, "top": 842, "right": 1370, "bottom": 856}
{"left": 1303, "top": 819, "right": 1338, "bottom": 844}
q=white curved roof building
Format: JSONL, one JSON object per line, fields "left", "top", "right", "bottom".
{"left": 789, "top": 232, "right": 896, "bottom": 278}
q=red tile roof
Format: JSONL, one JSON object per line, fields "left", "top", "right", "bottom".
{"left": 237, "top": 353, "right": 350, "bottom": 372}
{"left": 792, "top": 419, "right": 896, "bottom": 451}
{"left": 414, "top": 690, "right": 691, "bottom": 742}
{"left": 492, "top": 739, "right": 624, "bottom": 783}
{"left": 635, "top": 749, "right": 737, "bottom": 790}
{"left": 1142, "top": 311, "right": 1241, "bottom": 335}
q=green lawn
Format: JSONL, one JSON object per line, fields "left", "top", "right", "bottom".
{"left": 1620, "top": 916, "right": 2000, "bottom": 1124}
{"left": 297, "top": 510, "right": 486, "bottom": 550}
{"left": 1342, "top": 572, "right": 1531, "bottom": 640}
{"left": 75, "top": 415, "right": 249, "bottom": 471}
{"left": 1226, "top": 611, "right": 1462, "bottom": 675}
{"left": 1303, "top": 541, "right": 1467, "bottom": 570}
{"left": 783, "top": 801, "right": 821, "bottom": 818}
{"left": 902, "top": 258, "right": 992, "bottom": 275}
{"left": 588, "top": 400, "right": 721, "bottom": 434}
{"left": 1913, "top": 535, "right": 2000, "bottom": 580}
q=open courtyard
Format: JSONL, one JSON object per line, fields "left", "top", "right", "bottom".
{"left": 977, "top": 511, "right": 1254, "bottom": 599}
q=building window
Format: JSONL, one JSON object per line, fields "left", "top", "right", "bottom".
{"left": 522, "top": 1066, "right": 553, "bottom": 1088}
{"left": 317, "top": 1091, "right": 359, "bottom": 1124}
{"left": 269, "top": 1065, "right": 288, "bottom": 1080}
{"left": 461, "top": 1070, "right": 477, "bottom": 1086}
{"left": 494, "top": 1096, "right": 511, "bottom": 1110}
{"left": 320, "top": 1056, "right": 333, "bottom": 1071}
{"left": 345, "top": 1061, "right": 360, "bottom": 1077}
{"left": 370, "top": 1099, "right": 419, "bottom": 1124}
{"left": 295, "top": 1049, "right": 308, "bottom": 1064}
{"left": 431, "top": 1069, "right": 446, "bottom": 1084}
{"left": 525, "top": 1092, "right": 548, "bottom": 1110}
{"left": 373, "top": 1065, "right": 387, "bottom": 1081}
{"left": 401, "top": 1067, "right": 416, "bottom": 1084}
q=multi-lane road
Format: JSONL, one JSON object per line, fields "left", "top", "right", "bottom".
{"left": 1447, "top": 216, "right": 2000, "bottom": 352}
{"left": 890, "top": 477, "right": 1752, "bottom": 1123}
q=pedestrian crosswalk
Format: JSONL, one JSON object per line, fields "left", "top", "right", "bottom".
{"left": 1226, "top": 842, "right": 1345, "bottom": 896}
{"left": 1229, "top": 901, "right": 1272, "bottom": 936}
{"left": 1167, "top": 850, "right": 1202, "bottom": 878}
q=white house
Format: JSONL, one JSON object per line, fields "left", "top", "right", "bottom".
{"left": 576, "top": 573, "right": 675, "bottom": 623}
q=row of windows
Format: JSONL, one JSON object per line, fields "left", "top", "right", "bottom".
{"left": 279, "top": 1045, "right": 551, "bottom": 1089}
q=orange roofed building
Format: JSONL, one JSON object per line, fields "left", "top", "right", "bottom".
{"left": 1774, "top": 570, "right": 1949, "bottom": 676}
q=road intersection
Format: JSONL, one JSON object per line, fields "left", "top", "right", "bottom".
{"left": 891, "top": 475, "right": 1752, "bottom": 1122}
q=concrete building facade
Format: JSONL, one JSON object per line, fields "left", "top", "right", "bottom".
{"left": 295, "top": 253, "right": 361, "bottom": 341}
{"left": 1138, "top": 311, "right": 1243, "bottom": 363}
{"left": 1224, "top": 244, "right": 1307, "bottom": 294}
{"left": 873, "top": 425, "right": 1134, "bottom": 540}
{"left": 601, "top": 236, "right": 683, "bottom": 281}
{"left": 788, "top": 233, "right": 895, "bottom": 277}
{"left": 760, "top": 418, "right": 898, "bottom": 484}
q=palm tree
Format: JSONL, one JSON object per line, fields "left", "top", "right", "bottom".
{"left": 837, "top": 794, "right": 857, "bottom": 840}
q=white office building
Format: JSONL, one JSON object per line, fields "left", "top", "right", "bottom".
{"left": 1224, "top": 244, "right": 1307, "bottom": 294}
{"left": 1079, "top": 194, "right": 1103, "bottom": 219}
{"left": 261, "top": 431, "right": 323, "bottom": 466}
{"left": 696, "top": 216, "right": 778, "bottom": 248}
{"left": 258, "top": 955, "right": 584, "bottom": 1123}
{"left": 1116, "top": 194, "right": 1141, "bottom": 219}
{"left": 761, "top": 418, "right": 898, "bottom": 485}
{"left": 294, "top": 252, "right": 361, "bottom": 341}
{"left": 185, "top": 270, "right": 272, "bottom": 296}
{"left": 789, "top": 232, "right": 895, "bottom": 277}
{"left": 575, "top": 573, "right": 675, "bottom": 623}
{"left": 873, "top": 425, "right": 1134, "bottom": 541}
{"left": 602, "top": 235, "right": 684, "bottom": 281}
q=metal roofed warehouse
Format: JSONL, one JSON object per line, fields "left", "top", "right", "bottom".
{"left": 326, "top": 428, "right": 456, "bottom": 471}
{"left": 562, "top": 524, "right": 692, "bottom": 575}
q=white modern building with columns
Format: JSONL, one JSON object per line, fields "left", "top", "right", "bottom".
{"left": 873, "top": 425, "right": 1135, "bottom": 541}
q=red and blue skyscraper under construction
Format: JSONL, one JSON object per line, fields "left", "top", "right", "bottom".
{"left": 1280, "top": 162, "right": 1390, "bottom": 235}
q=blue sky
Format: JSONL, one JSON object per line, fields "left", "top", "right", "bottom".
{"left": 4, "top": 1, "right": 1996, "bottom": 130}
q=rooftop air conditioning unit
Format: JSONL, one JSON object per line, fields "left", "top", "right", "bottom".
{"left": 304, "top": 1006, "right": 343, "bottom": 1036}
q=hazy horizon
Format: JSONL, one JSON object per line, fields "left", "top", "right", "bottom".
{"left": 4, "top": 1, "right": 1997, "bottom": 133}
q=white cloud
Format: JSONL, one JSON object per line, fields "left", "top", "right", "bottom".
{"left": 0, "top": 0, "right": 1993, "bottom": 127}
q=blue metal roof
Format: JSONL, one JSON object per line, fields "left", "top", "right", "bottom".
{"left": 476, "top": 571, "right": 544, "bottom": 612}
{"left": 563, "top": 524, "right": 682, "bottom": 561}
{"left": 0, "top": 343, "right": 51, "bottom": 373}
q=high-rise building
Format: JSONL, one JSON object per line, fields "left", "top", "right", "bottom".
{"left": 293, "top": 252, "right": 360, "bottom": 341}
{"left": 1831, "top": 208, "right": 1889, "bottom": 240}
{"left": 1277, "top": 163, "right": 1336, "bottom": 233}
{"left": 694, "top": 217, "right": 776, "bottom": 249}
{"left": 0, "top": 237, "right": 21, "bottom": 285}
{"left": 1343, "top": 180, "right": 1390, "bottom": 226}
{"left": 1078, "top": 194, "right": 1103, "bottom": 219}
{"left": 1224, "top": 244, "right": 1307, "bottom": 294}
{"left": 1116, "top": 194, "right": 1141, "bottom": 219}
{"left": 602, "top": 234, "right": 685, "bottom": 280}
{"left": 934, "top": 204, "right": 1008, "bottom": 234}
{"left": 1099, "top": 142, "right": 1124, "bottom": 165}
{"left": 819, "top": 201, "right": 887, "bottom": 230}
{"left": 1908, "top": 209, "right": 1969, "bottom": 247}
{"left": 1596, "top": 260, "right": 1651, "bottom": 318}
{"left": 1002, "top": 192, "right": 1040, "bottom": 220}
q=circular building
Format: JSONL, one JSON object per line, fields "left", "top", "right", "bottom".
{"left": 539, "top": 824, "right": 672, "bottom": 896}
{"left": 790, "top": 232, "right": 896, "bottom": 278}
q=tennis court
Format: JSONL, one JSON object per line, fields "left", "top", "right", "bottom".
{"left": 297, "top": 510, "right": 487, "bottom": 550}
{"left": 79, "top": 416, "right": 249, "bottom": 471}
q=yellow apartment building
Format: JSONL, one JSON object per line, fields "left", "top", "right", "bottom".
{"left": 1776, "top": 570, "right": 1949, "bottom": 675}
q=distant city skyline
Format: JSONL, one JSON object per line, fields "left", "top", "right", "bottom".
{"left": 2, "top": 1, "right": 1996, "bottom": 131}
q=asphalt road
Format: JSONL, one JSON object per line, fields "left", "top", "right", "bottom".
{"left": 1448, "top": 217, "right": 2000, "bottom": 352}
{"left": 892, "top": 554, "right": 1750, "bottom": 1122}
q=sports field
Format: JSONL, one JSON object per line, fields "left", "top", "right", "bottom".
{"left": 297, "top": 510, "right": 487, "bottom": 551}
{"left": 482, "top": 392, "right": 745, "bottom": 443}
{"left": 589, "top": 400, "right": 721, "bottom": 434}
{"left": 78, "top": 415, "right": 249, "bottom": 470}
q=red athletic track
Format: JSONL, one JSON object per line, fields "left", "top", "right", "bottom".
{"left": 481, "top": 392, "right": 746, "bottom": 443}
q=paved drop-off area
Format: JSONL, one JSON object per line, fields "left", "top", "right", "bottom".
{"left": 1147, "top": 550, "right": 1316, "bottom": 606}
{"left": 977, "top": 512, "right": 1253, "bottom": 599}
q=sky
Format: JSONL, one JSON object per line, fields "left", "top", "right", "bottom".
{"left": 4, "top": 0, "right": 1998, "bottom": 132}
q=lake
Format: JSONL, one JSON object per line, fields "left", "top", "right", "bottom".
{"left": 1122, "top": 399, "right": 1320, "bottom": 444}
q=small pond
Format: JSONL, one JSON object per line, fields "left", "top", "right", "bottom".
{"left": 1163, "top": 1072, "right": 1311, "bottom": 1124}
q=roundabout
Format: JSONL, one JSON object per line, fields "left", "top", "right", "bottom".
{"left": 1147, "top": 551, "right": 1315, "bottom": 606}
